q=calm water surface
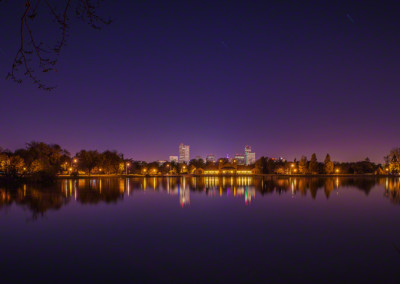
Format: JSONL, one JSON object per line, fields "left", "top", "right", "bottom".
{"left": 1, "top": 176, "right": 400, "bottom": 283}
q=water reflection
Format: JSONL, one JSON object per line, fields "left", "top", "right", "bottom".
{"left": 1, "top": 177, "right": 400, "bottom": 216}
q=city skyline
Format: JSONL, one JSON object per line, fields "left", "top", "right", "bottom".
{"left": 170, "top": 144, "right": 257, "bottom": 164}
{"left": 0, "top": 139, "right": 393, "bottom": 164}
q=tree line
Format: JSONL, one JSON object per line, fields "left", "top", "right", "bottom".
{"left": 0, "top": 142, "right": 126, "bottom": 181}
{"left": 1, "top": 142, "right": 400, "bottom": 181}
{"left": 255, "top": 151, "right": 400, "bottom": 175}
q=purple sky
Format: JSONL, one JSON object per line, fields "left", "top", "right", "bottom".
{"left": 1, "top": 1, "right": 399, "bottom": 162}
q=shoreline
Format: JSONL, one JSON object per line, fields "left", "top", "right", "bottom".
{"left": 55, "top": 173, "right": 397, "bottom": 178}
{"left": 1, "top": 173, "right": 397, "bottom": 185}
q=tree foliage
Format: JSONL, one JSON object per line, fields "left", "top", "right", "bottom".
{"left": 99, "top": 150, "right": 122, "bottom": 174}
{"left": 76, "top": 150, "right": 100, "bottom": 175}
{"left": 189, "top": 158, "right": 205, "bottom": 169}
{"left": 309, "top": 153, "right": 318, "bottom": 174}
{"left": 386, "top": 148, "right": 400, "bottom": 173}
{"left": 299, "top": 156, "right": 308, "bottom": 174}
{"left": 324, "top": 154, "right": 334, "bottom": 174}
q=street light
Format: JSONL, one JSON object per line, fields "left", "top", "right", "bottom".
{"left": 126, "top": 162, "right": 130, "bottom": 175}
{"left": 290, "top": 163, "right": 295, "bottom": 175}
{"left": 335, "top": 168, "right": 340, "bottom": 174}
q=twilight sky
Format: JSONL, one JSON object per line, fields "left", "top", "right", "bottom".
{"left": 1, "top": 1, "right": 399, "bottom": 162}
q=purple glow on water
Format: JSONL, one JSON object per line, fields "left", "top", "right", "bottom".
{"left": 1, "top": 176, "right": 400, "bottom": 283}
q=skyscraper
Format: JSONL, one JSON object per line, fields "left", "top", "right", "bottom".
{"left": 206, "top": 154, "right": 215, "bottom": 163}
{"left": 244, "top": 145, "right": 256, "bottom": 165}
{"left": 179, "top": 143, "right": 190, "bottom": 163}
{"left": 169, "top": 156, "right": 178, "bottom": 163}
{"left": 234, "top": 154, "right": 245, "bottom": 165}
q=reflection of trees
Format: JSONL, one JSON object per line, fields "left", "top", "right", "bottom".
{"left": 324, "top": 179, "right": 334, "bottom": 199}
{"left": 0, "top": 185, "right": 68, "bottom": 219}
{"left": 0, "top": 189, "right": 13, "bottom": 210}
{"left": 76, "top": 179, "right": 124, "bottom": 204}
{"left": 2, "top": 176, "right": 400, "bottom": 215}
{"left": 17, "top": 187, "right": 68, "bottom": 218}
{"left": 339, "top": 178, "right": 377, "bottom": 195}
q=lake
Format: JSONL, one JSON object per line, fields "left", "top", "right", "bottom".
{"left": 1, "top": 176, "right": 399, "bottom": 283}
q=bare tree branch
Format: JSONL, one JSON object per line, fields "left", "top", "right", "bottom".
{"left": 5, "top": 0, "right": 111, "bottom": 91}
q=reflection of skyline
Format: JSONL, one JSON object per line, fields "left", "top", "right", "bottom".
{"left": 1, "top": 177, "right": 400, "bottom": 216}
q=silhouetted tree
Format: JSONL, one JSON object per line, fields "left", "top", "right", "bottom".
{"left": 4, "top": 0, "right": 111, "bottom": 90}
{"left": 386, "top": 148, "right": 400, "bottom": 173}
{"left": 76, "top": 150, "right": 100, "bottom": 175}
{"left": 255, "top": 157, "right": 268, "bottom": 174}
{"left": 100, "top": 150, "right": 122, "bottom": 174}
{"left": 299, "top": 156, "right": 308, "bottom": 174}
{"left": 189, "top": 158, "right": 206, "bottom": 169}
{"left": 309, "top": 153, "right": 318, "bottom": 174}
{"left": 19, "top": 141, "right": 70, "bottom": 174}
{"left": 324, "top": 154, "right": 334, "bottom": 174}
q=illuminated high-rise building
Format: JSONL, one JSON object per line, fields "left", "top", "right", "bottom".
{"left": 234, "top": 154, "right": 245, "bottom": 165}
{"left": 206, "top": 154, "right": 215, "bottom": 163}
{"left": 169, "top": 156, "right": 178, "bottom": 163}
{"left": 179, "top": 143, "right": 190, "bottom": 163}
{"left": 244, "top": 145, "right": 256, "bottom": 165}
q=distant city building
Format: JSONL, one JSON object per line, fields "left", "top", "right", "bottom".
{"left": 246, "top": 152, "right": 256, "bottom": 165}
{"left": 244, "top": 145, "right": 256, "bottom": 165}
{"left": 179, "top": 143, "right": 190, "bottom": 163}
{"left": 169, "top": 156, "right": 178, "bottom": 163}
{"left": 157, "top": 160, "right": 166, "bottom": 166}
{"left": 234, "top": 154, "right": 245, "bottom": 165}
{"left": 206, "top": 154, "right": 215, "bottom": 163}
{"left": 195, "top": 155, "right": 203, "bottom": 161}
